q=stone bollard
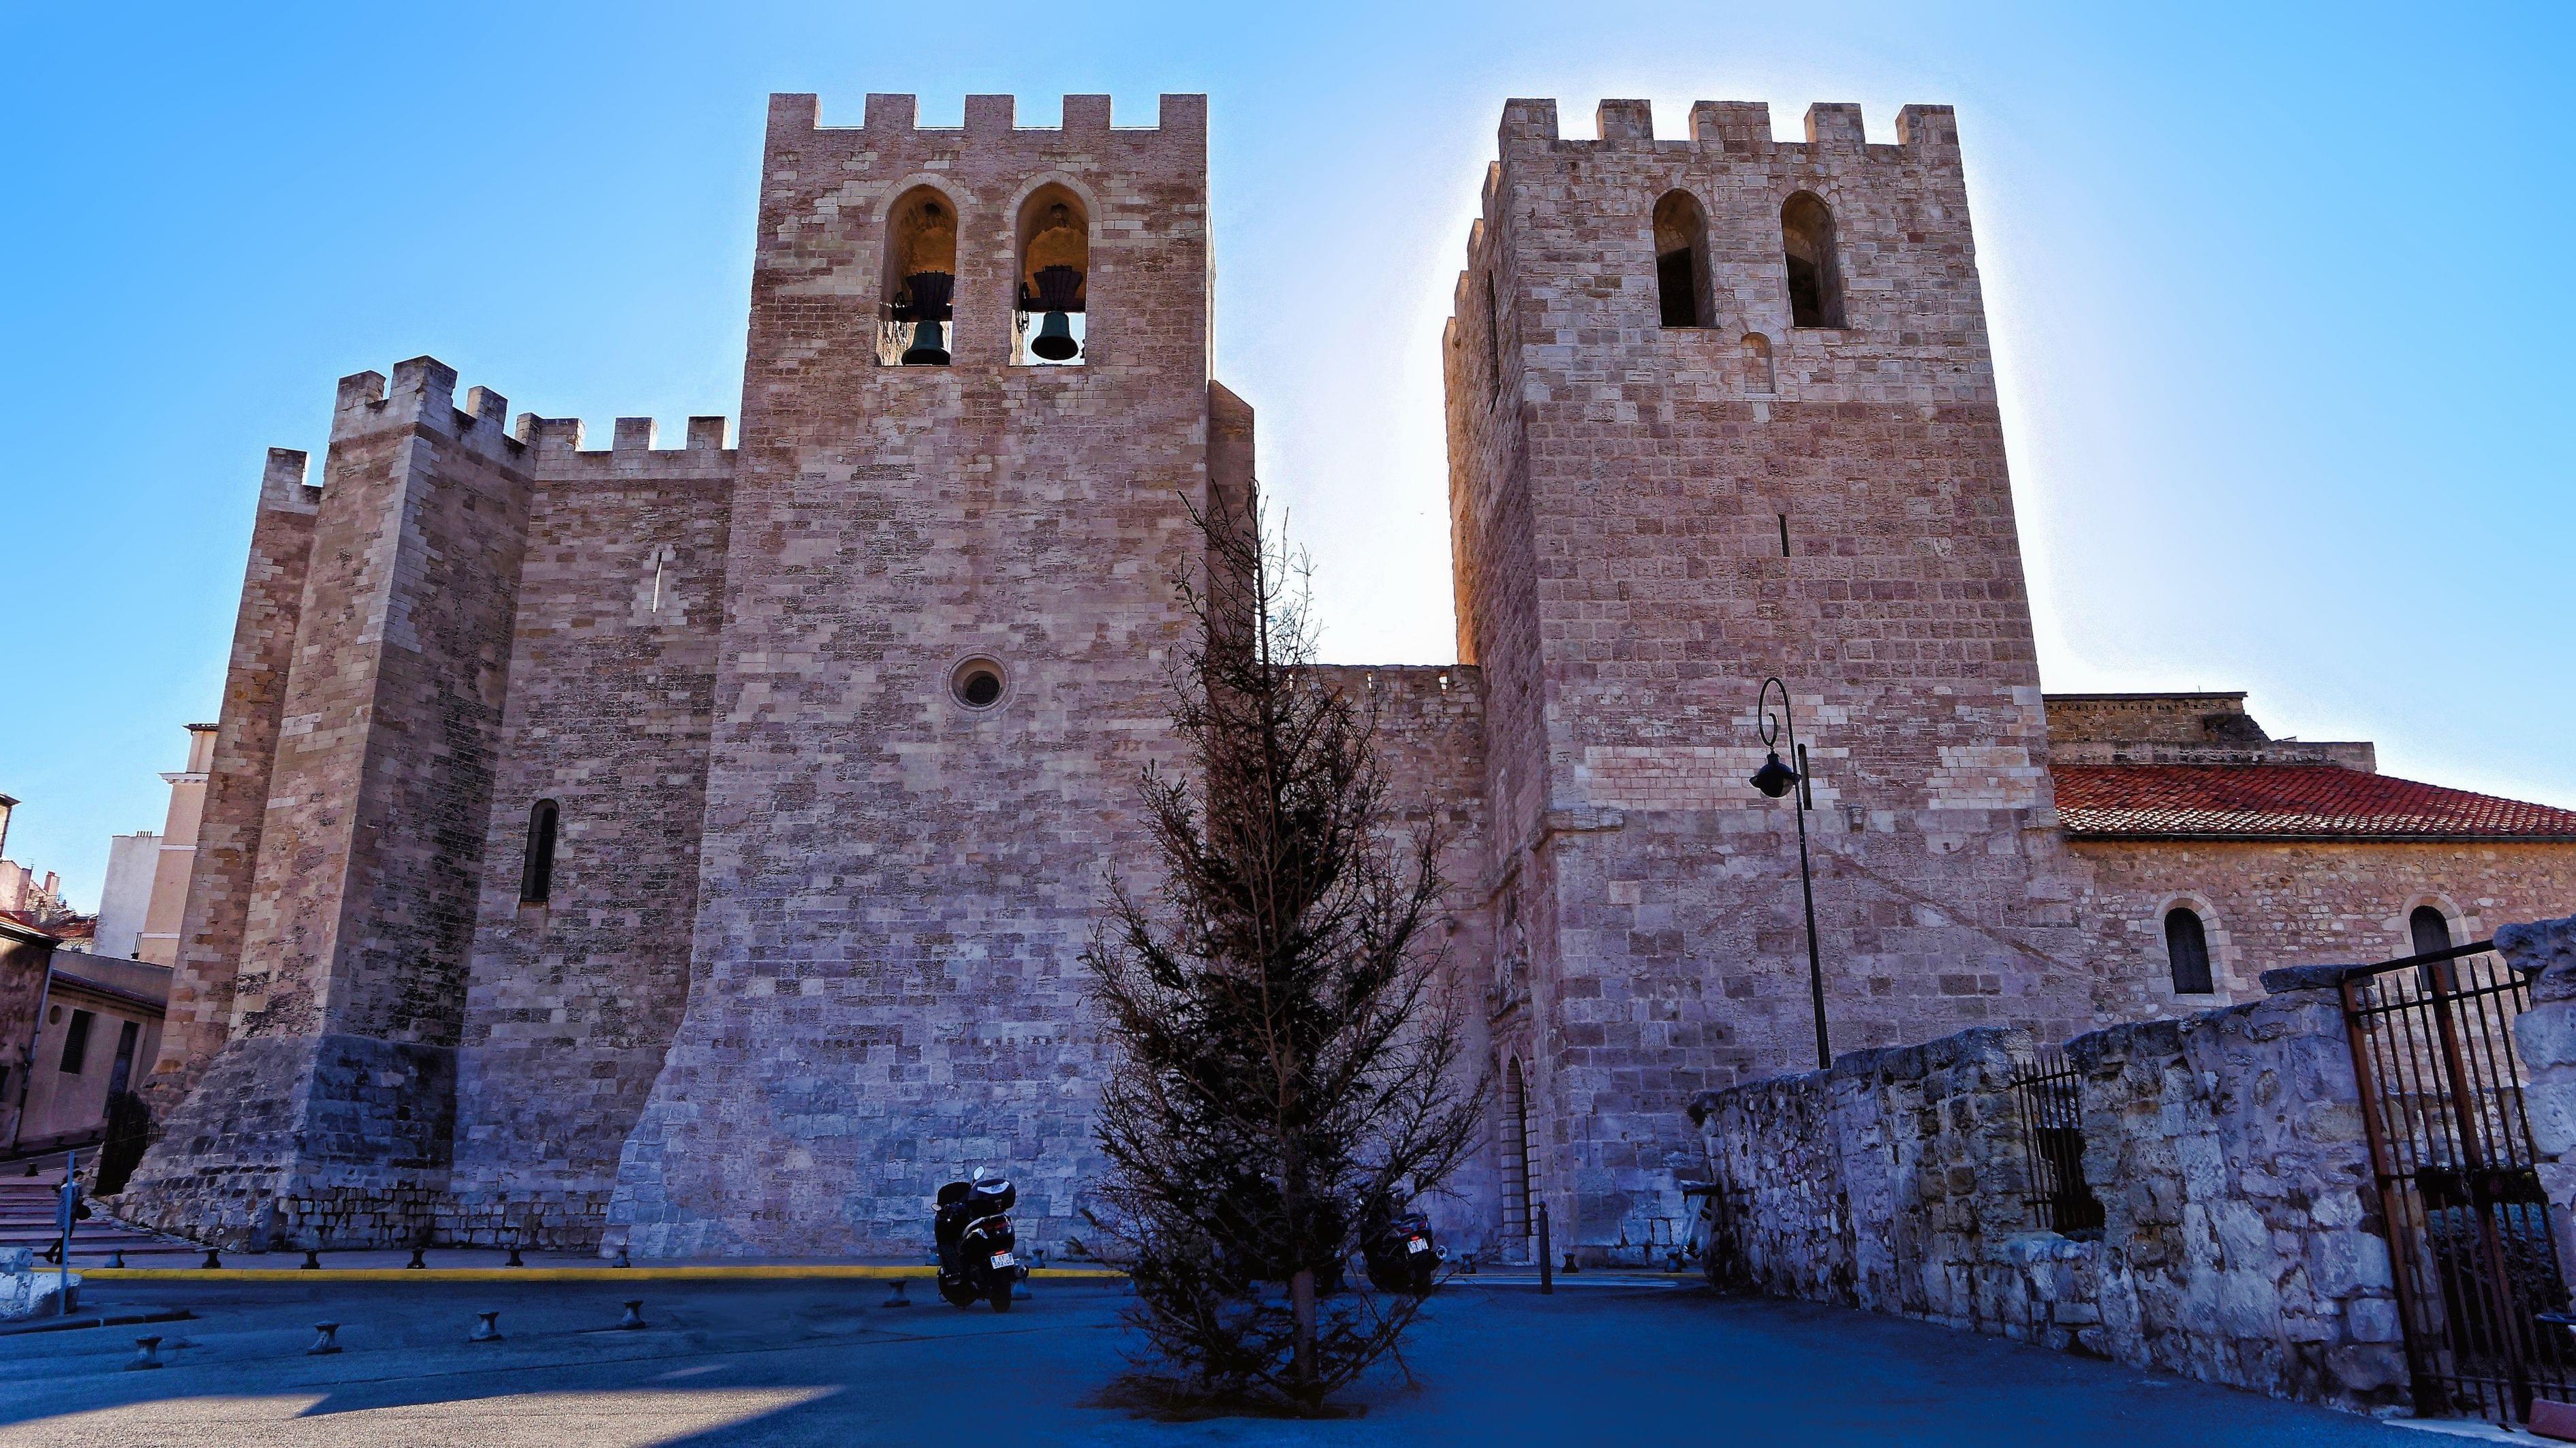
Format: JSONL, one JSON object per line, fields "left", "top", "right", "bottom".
{"left": 470, "top": 1310, "right": 503, "bottom": 1342}
{"left": 308, "top": 1323, "right": 341, "bottom": 1355}
{"left": 129, "top": 1336, "right": 164, "bottom": 1370}
{"left": 106, "top": 1250, "right": 124, "bottom": 1269}
{"left": 200, "top": 1248, "right": 221, "bottom": 1270}
{"left": 504, "top": 1244, "right": 525, "bottom": 1268}
{"left": 882, "top": 1280, "right": 912, "bottom": 1308}
{"left": 405, "top": 1247, "right": 426, "bottom": 1270}
{"left": 617, "top": 1300, "right": 647, "bottom": 1331}
{"left": 301, "top": 1249, "right": 322, "bottom": 1270}
{"left": 612, "top": 1245, "right": 632, "bottom": 1270}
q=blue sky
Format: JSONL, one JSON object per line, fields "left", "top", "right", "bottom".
{"left": 3, "top": 1, "right": 2569, "bottom": 911}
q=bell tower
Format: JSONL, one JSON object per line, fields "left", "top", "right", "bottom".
{"left": 607, "top": 93, "right": 1234, "bottom": 1257}
{"left": 1443, "top": 99, "right": 2094, "bottom": 1260}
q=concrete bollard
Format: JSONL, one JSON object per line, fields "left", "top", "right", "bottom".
{"left": 128, "top": 1336, "right": 164, "bottom": 1370}
{"left": 882, "top": 1280, "right": 912, "bottom": 1308}
{"left": 617, "top": 1300, "right": 647, "bottom": 1331}
{"left": 308, "top": 1323, "right": 341, "bottom": 1355}
{"left": 470, "top": 1310, "right": 503, "bottom": 1342}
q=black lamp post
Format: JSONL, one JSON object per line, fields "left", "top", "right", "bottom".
{"left": 1750, "top": 676, "right": 1831, "bottom": 1070}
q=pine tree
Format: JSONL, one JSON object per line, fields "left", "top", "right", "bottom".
{"left": 1083, "top": 493, "right": 1483, "bottom": 1414}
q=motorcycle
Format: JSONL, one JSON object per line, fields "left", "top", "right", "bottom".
{"left": 934, "top": 1169, "right": 1023, "bottom": 1311}
{"left": 1361, "top": 1209, "right": 1444, "bottom": 1296}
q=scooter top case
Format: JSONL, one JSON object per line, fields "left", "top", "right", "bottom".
{"left": 969, "top": 1178, "right": 1017, "bottom": 1214}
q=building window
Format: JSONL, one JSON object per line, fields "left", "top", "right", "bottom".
{"left": 520, "top": 800, "right": 559, "bottom": 906}
{"left": 1782, "top": 191, "right": 1846, "bottom": 329}
{"left": 59, "top": 1009, "right": 93, "bottom": 1073}
{"left": 882, "top": 186, "right": 959, "bottom": 366}
{"left": 1653, "top": 190, "right": 1712, "bottom": 328}
{"left": 950, "top": 657, "right": 1007, "bottom": 710}
{"left": 2410, "top": 905, "right": 2455, "bottom": 958}
{"left": 1014, "top": 185, "right": 1088, "bottom": 366}
{"left": 2164, "top": 908, "right": 2214, "bottom": 995}
{"left": 106, "top": 1019, "right": 141, "bottom": 1097}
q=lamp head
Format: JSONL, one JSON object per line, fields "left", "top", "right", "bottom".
{"left": 1749, "top": 751, "right": 1801, "bottom": 800}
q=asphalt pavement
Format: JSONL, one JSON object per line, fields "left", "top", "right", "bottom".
{"left": 0, "top": 1274, "right": 2442, "bottom": 1445}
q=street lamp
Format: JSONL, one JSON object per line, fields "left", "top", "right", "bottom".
{"left": 1750, "top": 676, "right": 1831, "bottom": 1070}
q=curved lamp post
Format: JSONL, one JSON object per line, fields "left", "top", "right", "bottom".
{"left": 1750, "top": 677, "right": 1831, "bottom": 1069}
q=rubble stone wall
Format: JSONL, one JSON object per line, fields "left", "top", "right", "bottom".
{"left": 1693, "top": 992, "right": 2408, "bottom": 1413}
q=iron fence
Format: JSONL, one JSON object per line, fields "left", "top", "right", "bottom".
{"left": 2009, "top": 1048, "right": 2105, "bottom": 1238}
{"left": 2339, "top": 940, "right": 2573, "bottom": 1425}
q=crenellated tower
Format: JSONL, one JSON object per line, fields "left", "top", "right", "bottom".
{"left": 1443, "top": 99, "right": 2094, "bottom": 1261}
{"left": 604, "top": 93, "right": 1233, "bottom": 1256}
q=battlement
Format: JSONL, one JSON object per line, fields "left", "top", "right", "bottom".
{"left": 260, "top": 447, "right": 320, "bottom": 512}
{"left": 765, "top": 91, "right": 1207, "bottom": 140}
{"left": 519, "top": 413, "right": 736, "bottom": 480}
{"left": 1494, "top": 97, "right": 1960, "bottom": 159}
{"left": 332, "top": 358, "right": 527, "bottom": 459}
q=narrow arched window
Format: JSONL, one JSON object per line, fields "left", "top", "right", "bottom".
{"left": 1502, "top": 1058, "right": 1534, "bottom": 1254}
{"left": 1485, "top": 270, "right": 1504, "bottom": 401}
{"left": 1742, "top": 332, "right": 1775, "bottom": 394}
{"left": 1782, "top": 191, "right": 1846, "bottom": 329}
{"left": 520, "top": 799, "right": 559, "bottom": 905}
{"left": 1014, "top": 185, "right": 1088, "bottom": 366}
{"left": 2410, "top": 905, "right": 2453, "bottom": 958}
{"left": 1653, "top": 190, "right": 1712, "bottom": 328}
{"left": 882, "top": 186, "right": 959, "bottom": 366}
{"left": 2164, "top": 907, "right": 2214, "bottom": 994}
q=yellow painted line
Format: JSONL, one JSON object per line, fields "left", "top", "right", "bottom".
{"left": 76, "top": 1265, "right": 1126, "bottom": 1283}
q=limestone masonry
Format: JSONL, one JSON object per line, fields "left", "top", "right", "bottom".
{"left": 113, "top": 93, "right": 2576, "bottom": 1261}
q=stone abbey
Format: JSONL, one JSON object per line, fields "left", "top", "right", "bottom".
{"left": 114, "top": 93, "right": 2576, "bottom": 1263}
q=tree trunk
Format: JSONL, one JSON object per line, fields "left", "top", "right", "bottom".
{"left": 1289, "top": 1266, "right": 1317, "bottom": 1404}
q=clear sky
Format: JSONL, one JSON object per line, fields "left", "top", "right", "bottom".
{"left": 3, "top": 1, "right": 2569, "bottom": 912}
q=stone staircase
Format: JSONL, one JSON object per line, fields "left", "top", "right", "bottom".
{"left": 0, "top": 1165, "right": 198, "bottom": 1265}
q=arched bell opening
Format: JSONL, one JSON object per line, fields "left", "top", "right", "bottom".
{"left": 882, "top": 186, "right": 959, "bottom": 366}
{"left": 1781, "top": 191, "right": 1846, "bottom": 330}
{"left": 1013, "top": 184, "right": 1089, "bottom": 366}
{"left": 1651, "top": 190, "right": 1712, "bottom": 328}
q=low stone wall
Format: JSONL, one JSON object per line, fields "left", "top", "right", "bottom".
{"left": 1692, "top": 988, "right": 2408, "bottom": 1413}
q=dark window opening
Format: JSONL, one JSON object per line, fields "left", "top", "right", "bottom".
{"left": 1652, "top": 190, "right": 1713, "bottom": 328}
{"left": 521, "top": 799, "right": 559, "bottom": 905}
{"left": 2410, "top": 905, "right": 2454, "bottom": 958}
{"left": 2164, "top": 907, "right": 2214, "bottom": 994}
{"left": 59, "top": 1009, "right": 93, "bottom": 1073}
{"left": 1782, "top": 191, "right": 1846, "bottom": 328}
{"left": 106, "top": 1019, "right": 141, "bottom": 1097}
{"left": 951, "top": 657, "right": 1006, "bottom": 710}
{"left": 1485, "top": 270, "right": 1505, "bottom": 401}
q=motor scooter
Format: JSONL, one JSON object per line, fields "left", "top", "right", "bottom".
{"left": 1361, "top": 1209, "right": 1443, "bottom": 1296}
{"left": 934, "top": 1169, "right": 1023, "bottom": 1311}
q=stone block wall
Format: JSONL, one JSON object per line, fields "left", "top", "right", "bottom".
{"left": 1693, "top": 988, "right": 2409, "bottom": 1413}
{"left": 2076, "top": 840, "right": 2576, "bottom": 1022}
{"left": 1446, "top": 96, "right": 2094, "bottom": 1259}
{"left": 446, "top": 418, "right": 736, "bottom": 1248}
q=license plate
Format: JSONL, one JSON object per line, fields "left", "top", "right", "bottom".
{"left": 1406, "top": 1238, "right": 1429, "bottom": 1255}
{"left": 989, "top": 1251, "right": 1017, "bottom": 1268}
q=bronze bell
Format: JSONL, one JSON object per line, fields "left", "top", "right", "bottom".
{"left": 1028, "top": 265, "right": 1083, "bottom": 362}
{"left": 901, "top": 270, "right": 954, "bottom": 366}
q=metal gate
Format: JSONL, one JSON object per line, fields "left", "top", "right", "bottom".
{"left": 2340, "top": 939, "right": 2573, "bottom": 1423}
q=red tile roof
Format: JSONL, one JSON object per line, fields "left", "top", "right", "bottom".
{"left": 2056, "top": 764, "right": 2576, "bottom": 842}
